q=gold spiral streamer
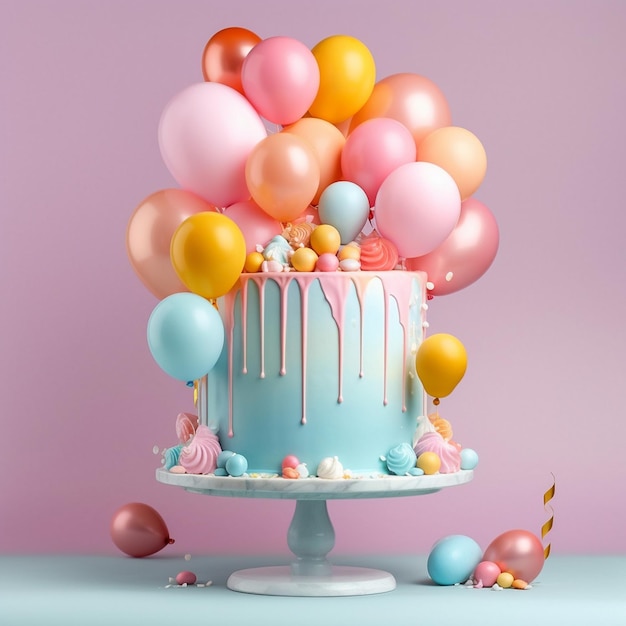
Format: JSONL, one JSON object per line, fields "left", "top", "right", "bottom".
{"left": 541, "top": 473, "right": 555, "bottom": 560}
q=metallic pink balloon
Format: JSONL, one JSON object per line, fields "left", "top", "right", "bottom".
{"left": 482, "top": 530, "right": 545, "bottom": 582}
{"left": 110, "top": 503, "right": 174, "bottom": 558}
{"left": 405, "top": 197, "right": 499, "bottom": 295}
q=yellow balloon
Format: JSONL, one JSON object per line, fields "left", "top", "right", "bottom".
{"left": 308, "top": 35, "right": 376, "bottom": 124}
{"left": 415, "top": 333, "right": 467, "bottom": 398}
{"left": 170, "top": 212, "right": 246, "bottom": 299}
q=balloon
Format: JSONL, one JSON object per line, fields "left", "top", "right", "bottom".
{"left": 282, "top": 117, "right": 345, "bottom": 204}
{"left": 483, "top": 530, "right": 545, "bottom": 583}
{"left": 308, "top": 35, "right": 376, "bottom": 124}
{"left": 110, "top": 503, "right": 174, "bottom": 558}
{"left": 245, "top": 133, "right": 320, "bottom": 222}
{"left": 341, "top": 117, "right": 416, "bottom": 205}
{"left": 147, "top": 292, "right": 225, "bottom": 381}
{"left": 405, "top": 198, "right": 499, "bottom": 295}
{"left": 418, "top": 126, "right": 487, "bottom": 200}
{"left": 349, "top": 73, "right": 451, "bottom": 150}
{"left": 427, "top": 535, "right": 483, "bottom": 585}
{"left": 223, "top": 199, "right": 283, "bottom": 253}
{"left": 241, "top": 36, "right": 320, "bottom": 125}
{"left": 201, "top": 27, "right": 261, "bottom": 94}
{"left": 126, "top": 189, "right": 219, "bottom": 299}
{"left": 374, "top": 161, "right": 461, "bottom": 258}
{"left": 170, "top": 212, "right": 246, "bottom": 299}
{"left": 415, "top": 333, "right": 467, "bottom": 399}
{"left": 158, "top": 82, "right": 267, "bottom": 208}
{"left": 318, "top": 181, "right": 370, "bottom": 244}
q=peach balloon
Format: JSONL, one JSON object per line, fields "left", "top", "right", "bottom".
{"left": 201, "top": 27, "right": 261, "bottom": 94}
{"left": 283, "top": 117, "right": 345, "bottom": 204}
{"left": 126, "top": 189, "right": 218, "bottom": 299}
{"left": 349, "top": 73, "right": 451, "bottom": 150}
{"left": 418, "top": 126, "right": 487, "bottom": 200}
{"left": 245, "top": 133, "right": 320, "bottom": 222}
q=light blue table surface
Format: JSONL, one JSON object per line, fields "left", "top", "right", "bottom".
{"left": 1, "top": 554, "right": 625, "bottom": 626}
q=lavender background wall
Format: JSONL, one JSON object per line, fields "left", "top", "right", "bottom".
{"left": 1, "top": 0, "right": 625, "bottom": 556}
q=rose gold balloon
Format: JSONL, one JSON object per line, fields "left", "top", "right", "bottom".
{"left": 202, "top": 27, "right": 262, "bottom": 94}
{"left": 349, "top": 73, "right": 451, "bottom": 150}
{"left": 110, "top": 502, "right": 174, "bottom": 558}
{"left": 126, "top": 189, "right": 218, "bottom": 300}
{"left": 482, "top": 530, "right": 545, "bottom": 582}
{"left": 405, "top": 197, "right": 499, "bottom": 296}
{"left": 282, "top": 117, "right": 345, "bottom": 204}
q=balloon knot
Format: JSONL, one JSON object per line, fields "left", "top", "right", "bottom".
{"left": 168, "top": 537, "right": 175, "bottom": 545}
{"left": 433, "top": 398, "right": 440, "bottom": 406}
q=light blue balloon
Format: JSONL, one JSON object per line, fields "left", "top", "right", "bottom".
{"left": 318, "top": 181, "right": 370, "bottom": 244}
{"left": 147, "top": 293, "right": 224, "bottom": 382}
{"left": 427, "top": 535, "right": 482, "bottom": 585}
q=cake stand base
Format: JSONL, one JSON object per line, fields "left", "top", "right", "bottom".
{"left": 156, "top": 469, "right": 473, "bottom": 597}
{"left": 227, "top": 565, "right": 396, "bottom": 596}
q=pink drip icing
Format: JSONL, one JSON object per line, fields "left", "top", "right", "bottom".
{"left": 221, "top": 290, "right": 237, "bottom": 437}
{"left": 350, "top": 275, "right": 376, "bottom": 379}
{"left": 241, "top": 280, "right": 248, "bottom": 375}
{"left": 272, "top": 274, "right": 292, "bottom": 376}
{"left": 319, "top": 275, "right": 351, "bottom": 403}
{"left": 257, "top": 276, "right": 266, "bottom": 379}
{"left": 381, "top": 272, "right": 414, "bottom": 413}
{"left": 293, "top": 275, "right": 317, "bottom": 425}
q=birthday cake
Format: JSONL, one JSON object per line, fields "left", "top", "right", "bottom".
{"left": 127, "top": 29, "right": 498, "bottom": 482}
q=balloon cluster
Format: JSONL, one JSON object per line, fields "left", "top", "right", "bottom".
{"left": 126, "top": 27, "right": 499, "bottom": 382}
{"left": 427, "top": 530, "right": 545, "bottom": 588}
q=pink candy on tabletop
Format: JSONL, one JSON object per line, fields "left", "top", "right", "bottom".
{"left": 176, "top": 570, "right": 197, "bottom": 585}
{"left": 473, "top": 560, "right": 501, "bottom": 587}
{"left": 414, "top": 431, "right": 461, "bottom": 474}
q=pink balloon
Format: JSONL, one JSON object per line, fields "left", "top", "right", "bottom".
{"left": 223, "top": 199, "right": 283, "bottom": 253}
{"left": 482, "top": 530, "right": 545, "bottom": 583}
{"left": 242, "top": 36, "right": 320, "bottom": 125}
{"left": 158, "top": 82, "right": 267, "bottom": 208}
{"left": 341, "top": 118, "right": 416, "bottom": 206}
{"left": 374, "top": 161, "right": 461, "bottom": 258}
{"left": 405, "top": 197, "right": 499, "bottom": 295}
{"left": 110, "top": 503, "right": 174, "bottom": 558}
{"left": 126, "top": 189, "right": 218, "bottom": 299}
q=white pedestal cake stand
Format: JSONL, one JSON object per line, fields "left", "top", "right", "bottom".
{"left": 156, "top": 468, "right": 473, "bottom": 597}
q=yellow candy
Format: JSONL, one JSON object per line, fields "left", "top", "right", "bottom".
{"left": 291, "top": 247, "right": 319, "bottom": 272}
{"left": 416, "top": 451, "right": 441, "bottom": 475}
{"left": 496, "top": 572, "right": 514, "bottom": 588}
{"left": 338, "top": 243, "right": 361, "bottom": 261}
{"left": 310, "top": 224, "right": 341, "bottom": 255}
{"left": 244, "top": 251, "right": 264, "bottom": 273}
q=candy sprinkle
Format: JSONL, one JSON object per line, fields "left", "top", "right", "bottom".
{"left": 445, "top": 271, "right": 454, "bottom": 281}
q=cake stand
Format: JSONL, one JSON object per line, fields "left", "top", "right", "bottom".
{"left": 156, "top": 468, "right": 473, "bottom": 597}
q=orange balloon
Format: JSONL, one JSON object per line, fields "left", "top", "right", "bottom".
{"left": 201, "top": 27, "right": 262, "bottom": 94}
{"left": 126, "top": 189, "right": 218, "bottom": 299}
{"left": 417, "top": 126, "right": 487, "bottom": 200}
{"left": 349, "top": 73, "right": 451, "bottom": 150}
{"left": 282, "top": 117, "right": 345, "bottom": 204}
{"left": 245, "top": 133, "right": 320, "bottom": 222}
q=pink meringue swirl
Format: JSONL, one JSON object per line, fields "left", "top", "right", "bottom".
{"left": 358, "top": 230, "right": 399, "bottom": 271}
{"left": 179, "top": 425, "right": 222, "bottom": 474}
{"left": 413, "top": 432, "right": 461, "bottom": 474}
{"left": 175, "top": 412, "right": 198, "bottom": 444}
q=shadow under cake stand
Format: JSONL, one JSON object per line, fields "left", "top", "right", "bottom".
{"left": 156, "top": 468, "right": 473, "bottom": 597}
